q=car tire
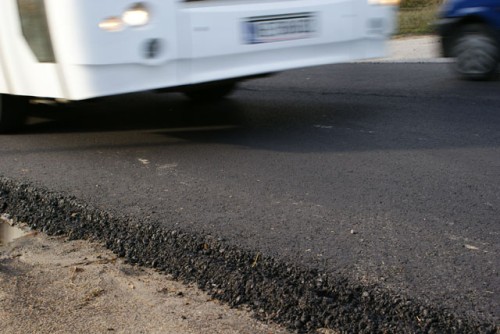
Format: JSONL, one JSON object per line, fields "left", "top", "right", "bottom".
{"left": 0, "top": 94, "right": 28, "bottom": 133}
{"left": 184, "top": 82, "right": 237, "bottom": 101}
{"left": 451, "top": 24, "right": 500, "bottom": 81}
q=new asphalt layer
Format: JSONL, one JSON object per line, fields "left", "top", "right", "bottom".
{"left": 0, "top": 175, "right": 496, "bottom": 333}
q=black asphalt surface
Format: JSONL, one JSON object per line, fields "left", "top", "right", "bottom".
{"left": 1, "top": 63, "right": 499, "bottom": 332}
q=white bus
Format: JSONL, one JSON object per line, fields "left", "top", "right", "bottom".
{"left": 0, "top": 0, "right": 398, "bottom": 132}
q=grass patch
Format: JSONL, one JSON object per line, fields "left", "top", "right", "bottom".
{"left": 397, "top": 0, "right": 443, "bottom": 36}
{"left": 400, "top": 0, "right": 442, "bottom": 9}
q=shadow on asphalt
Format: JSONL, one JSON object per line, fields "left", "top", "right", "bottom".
{"left": 12, "top": 69, "right": 500, "bottom": 155}
{"left": 24, "top": 93, "right": 245, "bottom": 134}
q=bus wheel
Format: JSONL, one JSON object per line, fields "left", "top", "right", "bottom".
{"left": 0, "top": 94, "right": 28, "bottom": 133}
{"left": 451, "top": 24, "right": 500, "bottom": 81}
{"left": 184, "top": 82, "right": 237, "bottom": 101}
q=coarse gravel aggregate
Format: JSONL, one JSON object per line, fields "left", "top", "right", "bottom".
{"left": 1, "top": 176, "right": 497, "bottom": 333}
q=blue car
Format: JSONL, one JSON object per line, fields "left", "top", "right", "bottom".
{"left": 436, "top": 0, "right": 500, "bottom": 80}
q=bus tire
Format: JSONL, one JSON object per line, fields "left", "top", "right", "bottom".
{"left": 0, "top": 94, "right": 28, "bottom": 133}
{"left": 184, "top": 82, "right": 237, "bottom": 101}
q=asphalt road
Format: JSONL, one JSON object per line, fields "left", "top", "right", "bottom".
{"left": 1, "top": 63, "right": 499, "bottom": 330}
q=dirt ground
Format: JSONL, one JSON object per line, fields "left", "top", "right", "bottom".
{"left": 0, "top": 220, "right": 290, "bottom": 334}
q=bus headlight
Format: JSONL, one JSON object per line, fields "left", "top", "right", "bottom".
{"left": 122, "top": 3, "right": 150, "bottom": 27}
{"left": 368, "top": 0, "right": 400, "bottom": 5}
{"left": 99, "top": 17, "right": 124, "bottom": 32}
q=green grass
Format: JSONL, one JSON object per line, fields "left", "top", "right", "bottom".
{"left": 397, "top": 0, "right": 443, "bottom": 36}
{"left": 400, "top": 0, "right": 442, "bottom": 9}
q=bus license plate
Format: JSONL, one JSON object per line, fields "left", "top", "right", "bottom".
{"left": 243, "top": 13, "right": 317, "bottom": 44}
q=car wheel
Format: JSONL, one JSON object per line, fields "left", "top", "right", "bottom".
{"left": 451, "top": 24, "right": 500, "bottom": 81}
{"left": 0, "top": 94, "right": 28, "bottom": 133}
{"left": 184, "top": 82, "right": 237, "bottom": 101}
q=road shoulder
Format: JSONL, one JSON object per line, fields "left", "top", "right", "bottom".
{"left": 0, "top": 220, "right": 290, "bottom": 334}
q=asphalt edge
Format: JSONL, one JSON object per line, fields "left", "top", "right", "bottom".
{"left": 0, "top": 175, "right": 497, "bottom": 334}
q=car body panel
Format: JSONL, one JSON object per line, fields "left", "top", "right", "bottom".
{"left": 437, "top": 0, "right": 500, "bottom": 57}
